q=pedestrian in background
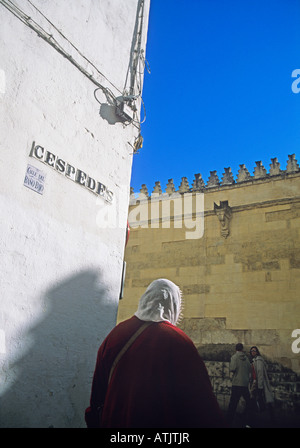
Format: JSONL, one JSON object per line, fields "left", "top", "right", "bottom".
{"left": 250, "top": 346, "right": 275, "bottom": 426}
{"left": 227, "top": 343, "right": 252, "bottom": 427}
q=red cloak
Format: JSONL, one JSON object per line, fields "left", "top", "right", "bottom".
{"left": 85, "top": 316, "right": 226, "bottom": 428}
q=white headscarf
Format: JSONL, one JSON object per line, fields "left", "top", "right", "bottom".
{"left": 134, "top": 278, "right": 182, "bottom": 325}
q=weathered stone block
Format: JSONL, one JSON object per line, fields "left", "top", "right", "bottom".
{"left": 182, "top": 284, "right": 210, "bottom": 295}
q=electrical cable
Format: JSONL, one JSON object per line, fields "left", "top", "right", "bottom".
{"left": 0, "top": 0, "right": 120, "bottom": 102}
{"left": 26, "top": 0, "right": 123, "bottom": 96}
{"left": 0, "top": 0, "right": 148, "bottom": 130}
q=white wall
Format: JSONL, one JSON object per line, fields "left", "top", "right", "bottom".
{"left": 0, "top": 0, "right": 150, "bottom": 427}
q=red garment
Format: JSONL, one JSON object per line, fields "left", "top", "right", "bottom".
{"left": 85, "top": 316, "right": 226, "bottom": 428}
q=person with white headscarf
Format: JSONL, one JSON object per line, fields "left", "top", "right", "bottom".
{"left": 134, "top": 278, "right": 182, "bottom": 325}
{"left": 85, "top": 279, "right": 226, "bottom": 428}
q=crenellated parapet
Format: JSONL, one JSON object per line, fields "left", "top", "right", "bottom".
{"left": 130, "top": 154, "right": 300, "bottom": 202}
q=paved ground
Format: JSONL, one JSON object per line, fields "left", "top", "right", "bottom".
{"left": 230, "top": 409, "right": 300, "bottom": 428}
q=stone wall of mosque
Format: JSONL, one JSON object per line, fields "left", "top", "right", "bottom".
{"left": 118, "top": 154, "right": 300, "bottom": 422}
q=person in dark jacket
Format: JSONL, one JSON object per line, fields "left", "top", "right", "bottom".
{"left": 250, "top": 346, "right": 276, "bottom": 426}
{"left": 227, "top": 343, "right": 251, "bottom": 426}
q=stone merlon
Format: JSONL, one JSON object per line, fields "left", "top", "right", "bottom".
{"left": 130, "top": 154, "right": 300, "bottom": 202}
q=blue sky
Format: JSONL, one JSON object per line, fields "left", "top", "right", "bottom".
{"left": 130, "top": 0, "right": 300, "bottom": 194}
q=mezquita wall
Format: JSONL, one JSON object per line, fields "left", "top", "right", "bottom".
{"left": 118, "top": 154, "right": 300, "bottom": 418}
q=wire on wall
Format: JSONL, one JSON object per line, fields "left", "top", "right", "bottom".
{"left": 0, "top": 0, "right": 150, "bottom": 134}
{"left": 26, "top": 0, "right": 123, "bottom": 96}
